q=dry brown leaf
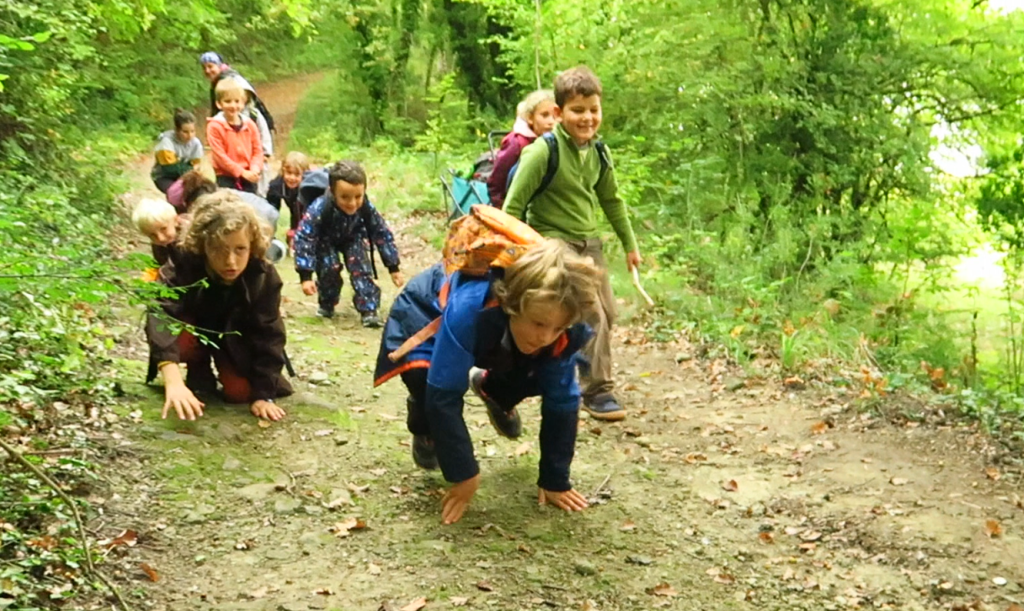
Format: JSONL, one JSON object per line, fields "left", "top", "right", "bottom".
{"left": 889, "top": 477, "right": 908, "bottom": 486}
{"left": 985, "top": 519, "right": 1003, "bottom": 538}
{"left": 348, "top": 482, "right": 370, "bottom": 494}
{"left": 102, "top": 529, "right": 138, "bottom": 549}
{"left": 248, "top": 587, "right": 268, "bottom": 600}
{"left": 810, "top": 421, "right": 828, "bottom": 435}
{"left": 580, "top": 601, "right": 599, "bottom": 611}
{"left": 399, "top": 597, "right": 427, "bottom": 611}
{"left": 713, "top": 572, "right": 736, "bottom": 585}
{"left": 684, "top": 452, "right": 707, "bottom": 464}
{"left": 314, "top": 587, "right": 334, "bottom": 596}
{"left": 257, "top": 419, "right": 272, "bottom": 429}
{"left": 140, "top": 562, "right": 159, "bottom": 582}
{"left": 800, "top": 530, "right": 823, "bottom": 542}
{"left": 985, "top": 467, "right": 1001, "bottom": 481}
{"left": 329, "top": 517, "right": 368, "bottom": 537}
{"left": 721, "top": 479, "right": 739, "bottom": 492}
{"left": 647, "top": 582, "right": 678, "bottom": 597}
{"left": 450, "top": 597, "right": 469, "bottom": 607}
{"left": 514, "top": 442, "right": 532, "bottom": 457}
{"left": 784, "top": 376, "right": 806, "bottom": 390}
{"left": 620, "top": 520, "right": 636, "bottom": 532}
{"left": 27, "top": 536, "right": 59, "bottom": 551}
{"left": 758, "top": 532, "right": 774, "bottom": 544}
{"left": 798, "top": 542, "right": 817, "bottom": 553}
{"left": 368, "top": 563, "right": 382, "bottom": 575}
{"left": 475, "top": 580, "right": 494, "bottom": 592}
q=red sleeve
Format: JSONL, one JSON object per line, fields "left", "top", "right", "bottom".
{"left": 486, "top": 134, "right": 527, "bottom": 210}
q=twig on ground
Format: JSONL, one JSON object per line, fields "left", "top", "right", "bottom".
{"left": 590, "top": 474, "right": 612, "bottom": 499}
{"left": 0, "top": 438, "right": 133, "bottom": 611}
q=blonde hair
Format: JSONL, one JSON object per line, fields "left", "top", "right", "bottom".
{"left": 132, "top": 198, "right": 176, "bottom": 232}
{"left": 182, "top": 191, "right": 269, "bottom": 259}
{"left": 215, "top": 77, "right": 246, "bottom": 102}
{"left": 492, "top": 239, "right": 603, "bottom": 326}
{"left": 516, "top": 89, "right": 555, "bottom": 121}
{"left": 282, "top": 151, "right": 310, "bottom": 173}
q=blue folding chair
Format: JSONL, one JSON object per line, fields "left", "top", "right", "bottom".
{"left": 441, "top": 169, "right": 490, "bottom": 221}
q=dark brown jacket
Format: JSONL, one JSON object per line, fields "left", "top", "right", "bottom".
{"left": 145, "top": 253, "right": 293, "bottom": 399}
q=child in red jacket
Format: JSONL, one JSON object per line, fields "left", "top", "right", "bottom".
{"left": 206, "top": 77, "right": 263, "bottom": 194}
{"left": 486, "top": 90, "right": 557, "bottom": 209}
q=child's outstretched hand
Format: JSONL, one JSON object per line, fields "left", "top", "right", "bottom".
{"left": 241, "top": 170, "right": 259, "bottom": 184}
{"left": 390, "top": 271, "right": 405, "bottom": 288}
{"left": 162, "top": 385, "right": 205, "bottom": 421}
{"left": 538, "top": 487, "right": 589, "bottom": 512}
{"left": 441, "top": 474, "right": 481, "bottom": 524}
{"left": 250, "top": 399, "right": 286, "bottom": 421}
{"left": 301, "top": 280, "right": 317, "bottom": 296}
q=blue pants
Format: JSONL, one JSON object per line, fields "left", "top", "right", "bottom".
{"left": 316, "top": 240, "right": 380, "bottom": 314}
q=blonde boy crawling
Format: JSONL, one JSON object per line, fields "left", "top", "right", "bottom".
{"left": 373, "top": 239, "right": 603, "bottom": 524}
{"left": 132, "top": 198, "right": 182, "bottom": 266}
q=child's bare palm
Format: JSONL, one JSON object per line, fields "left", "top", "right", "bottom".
{"left": 301, "top": 280, "right": 317, "bottom": 296}
{"left": 538, "top": 487, "right": 588, "bottom": 512}
{"left": 441, "top": 474, "right": 480, "bottom": 524}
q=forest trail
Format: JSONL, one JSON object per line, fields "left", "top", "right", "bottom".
{"left": 106, "top": 74, "right": 1024, "bottom": 611}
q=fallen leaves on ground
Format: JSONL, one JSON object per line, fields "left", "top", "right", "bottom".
{"left": 620, "top": 520, "right": 636, "bottom": 532}
{"left": 889, "top": 477, "right": 908, "bottom": 486}
{"left": 329, "top": 517, "right": 368, "bottom": 537}
{"left": 758, "top": 532, "right": 774, "bottom": 544}
{"left": 706, "top": 567, "right": 735, "bottom": 584}
{"left": 985, "top": 519, "right": 1003, "bottom": 538}
{"left": 257, "top": 419, "right": 272, "bottom": 429}
{"left": 314, "top": 587, "right": 334, "bottom": 595}
{"left": 810, "top": 421, "right": 828, "bottom": 435}
{"left": 684, "top": 452, "right": 707, "bottom": 464}
{"left": 721, "top": 479, "right": 739, "bottom": 492}
{"left": 450, "top": 597, "right": 469, "bottom": 607}
{"left": 475, "top": 580, "right": 494, "bottom": 592}
{"left": 140, "top": 562, "right": 159, "bottom": 582}
{"left": 647, "top": 582, "right": 678, "bottom": 597}
{"left": 514, "top": 442, "right": 532, "bottom": 456}
{"left": 399, "top": 596, "right": 427, "bottom": 611}
{"left": 985, "top": 467, "right": 1001, "bottom": 481}
{"left": 100, "top": 529, "right": 138, "bottom": 549}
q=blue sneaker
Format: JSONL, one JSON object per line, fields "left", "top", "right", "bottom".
{"left": 582, "top": 394, "right": 626, "bottom": 421}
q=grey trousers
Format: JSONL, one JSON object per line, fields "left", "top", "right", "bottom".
{"left": 564, "top": 237, "right": 616, "bottom": 400}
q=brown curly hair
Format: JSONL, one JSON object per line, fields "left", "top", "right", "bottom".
{"left": 182, "top": 191, "right": 270, "bottom": 259}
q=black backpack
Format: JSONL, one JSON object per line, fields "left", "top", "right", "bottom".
{"left": 298, "top": 170, "right": 378, "bottom": 279}
{"left": 506, "top": 132, "right": 610, "bottom": 218}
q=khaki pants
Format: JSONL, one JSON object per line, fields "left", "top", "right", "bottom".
{"left": 564, "top": 238, "right": 616, "bottom": 400}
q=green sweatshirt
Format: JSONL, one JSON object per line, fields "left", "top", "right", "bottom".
{"left": 504, "top": 124, "right": 638, "bottom": 253}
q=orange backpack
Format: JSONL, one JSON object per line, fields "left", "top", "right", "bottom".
{"left": 386, "top": 205, "right": 543, "bottom": 362}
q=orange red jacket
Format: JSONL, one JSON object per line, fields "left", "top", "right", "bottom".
{"left": 206, "top": 113, "right": 263, "bottom": 178}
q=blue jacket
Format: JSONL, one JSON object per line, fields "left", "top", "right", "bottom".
{"left": 374, "top": 264, "right": 591, "bottom": 491}
{"left": 293, "top": 194, "right": 401, "bottom": 281}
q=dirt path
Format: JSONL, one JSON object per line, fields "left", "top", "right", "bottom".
{"left": 104, "top": 75, "right": 1024, "bottom": 611}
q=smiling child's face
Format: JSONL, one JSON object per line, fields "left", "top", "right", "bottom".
{"left": 332, "top": 180, "right": 366, "bottom": 215}
{"left": 283, "top": 164, "right": 303, "bottom": 190}
{"left": 146, "top": 218, "right": 177, "bottom": 246}
{"left": 556, "top": 93, "right": 602, "bottom": 146}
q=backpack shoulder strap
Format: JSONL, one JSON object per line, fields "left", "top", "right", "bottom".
{"left": 534, "top": 131, "right": 559, "bottom": 200}
{"left": 595, "top": 141, "right": 610, "bottom": 185}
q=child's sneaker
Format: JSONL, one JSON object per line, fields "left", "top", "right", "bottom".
{"left": 470, "top": 367, "right": 522, "bottom": 438}
{"left": 266, "top": 239, "right": 287, "bottom": 263}
{"left": 361, "top": 312, "right": 382, "bottom": 328}
{"left": 582, "top": 393, "right": 626, "bottom": 421}
{"left": 317, "top": 306, "right": 335, "bottom": 319}
{"left": 411, "top": 435, "right": 438, "bottom": 470}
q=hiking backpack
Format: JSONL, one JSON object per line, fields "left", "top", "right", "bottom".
{"left": 386, "top": 204, "right": 543, "bottom": 362}
{"left": 297, "top": 169, "right": 379, "bottom": 279}
{"left": 505, "top": 132, "right": 611, "bottom": 217}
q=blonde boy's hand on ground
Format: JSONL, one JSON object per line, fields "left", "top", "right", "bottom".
{"left": 538, "top": 487, "right": 589, "bottom": 512}
{"left": 162, "top": 384, "right": 205, "bottom": 421}
{"left": 301, "top": 280, "right": 317, "bottom": 296}
{"left": 441, "top": 474, "right": 480, "bottom": 524}
{"left": 626, "top": 250, "right": 642, "bottom": 271}
{"left": 250, "top": 399, "right": 285, "bottom": 421}
{"left": 391, "top": 271, "right": 405, "bottom": 287}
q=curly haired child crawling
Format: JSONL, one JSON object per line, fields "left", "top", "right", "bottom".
{"left": 374, "top": 239, "right": 603, "bottom": 524}
{"left": 145, "top": 191, "right": 292, "bottom": 421}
